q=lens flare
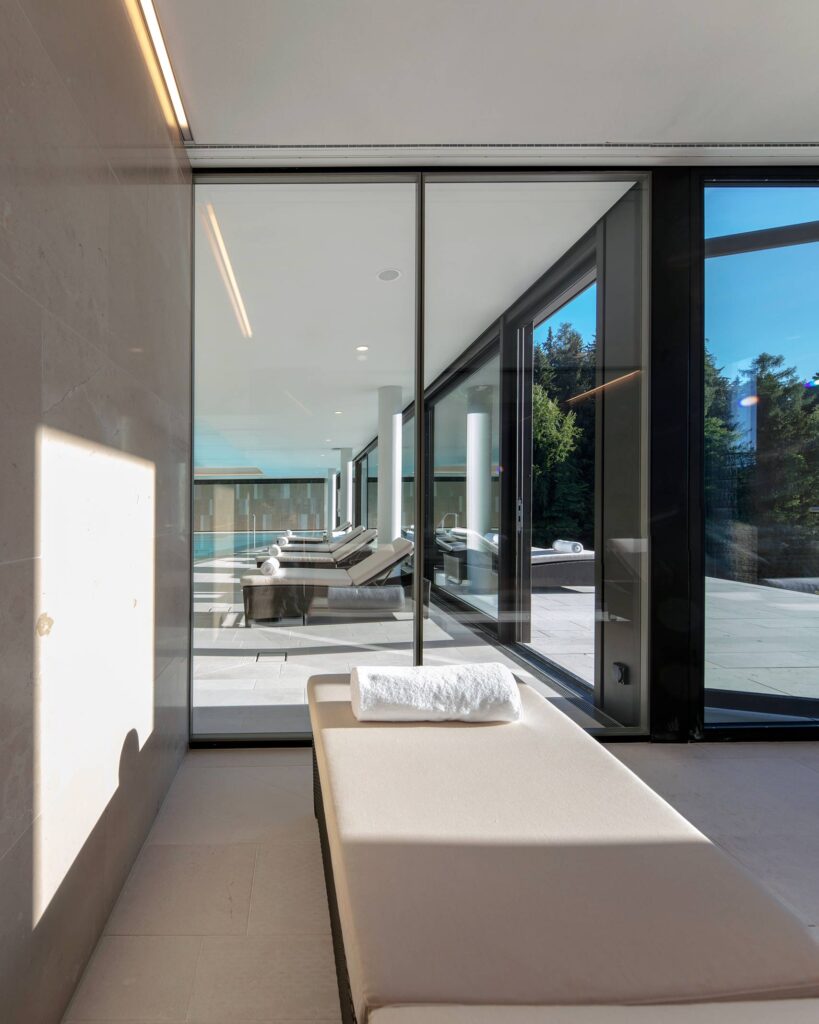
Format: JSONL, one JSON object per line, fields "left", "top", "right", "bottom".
{"left": 739, "top": 395, "right": 759, "bottom": 408}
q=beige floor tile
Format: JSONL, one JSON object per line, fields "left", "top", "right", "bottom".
{"left": 64, "top": 935, "right": 201, "bottom": 1021}
{"left": 148, "top": 764, "right": 318, "bottom": 846}
{"left": 248, "top": 842, "right": 331, "bottom": 937}
{"left": 106, "top": 844, "right": 256, "bottom": 936}
{"left": 713, "top": 833, "right": 819, "bottom": 928}
{"left": 187, "top": 935, "right": 338, "bottom": 1022}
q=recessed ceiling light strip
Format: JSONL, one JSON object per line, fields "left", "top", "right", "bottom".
{"left": 137, "top": 0, "right": 192, "bottom": 140}
{"left": 201, "top": 203, "right": 253, "bottom": 338}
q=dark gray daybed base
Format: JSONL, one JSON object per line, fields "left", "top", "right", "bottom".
{"left": 313, "top": 747, "right": 358, "bottom": 1024}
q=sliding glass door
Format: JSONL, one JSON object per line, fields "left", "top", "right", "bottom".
{"left": 421, "top": 176, "right": 648, "bottom": 730}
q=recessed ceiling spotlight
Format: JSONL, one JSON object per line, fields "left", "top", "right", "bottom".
{"left": 377, "top": 269, "right": 401, "bottom": 282}
{"left": 334, "top": 410, "right": 343, "bottom": 415}
{"left": 325, "top": 438, "right": 332, "bottom": 442}
{"left": 356, "top": 345, "right": 369, "bottom": 352}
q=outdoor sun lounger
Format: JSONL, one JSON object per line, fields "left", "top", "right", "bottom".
{"left": 284, "top": 521, "right": 354, "bottom": 545}
{"left": 308, "top": 674, "right": 819, "bottom": 1024}
{"left": 257, "top": 529, "right": 376, "bottom": 569}
{"left": 277, "top": 524, "right": 364, "bottom": 553}
{"left": 242, "top": 538, "right": 413, "bottom": 625}
{"left": 440, "top": 528, "right": 595, "bottom": 589}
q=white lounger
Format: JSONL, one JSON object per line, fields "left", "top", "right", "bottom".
{"left": 242, "top": 539, "right": 413, "bottom": 625}
{"left": 308, "top": 676, "right": 819, "bottom": 1023}
{"left": 258, "top": 529, "right": 376, "bottom": 568}
{"left": 281, "top": 524, "right": 365, "bottom": 553}
{"left": 285, "top": 521, "right": 354, "bottom": 545}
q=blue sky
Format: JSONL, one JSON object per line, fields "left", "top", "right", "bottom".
{"left": 705, "top": 187, "right": 819, "bottom": 384}
{"left": 534, "top": 282, "right": 597, "bottom": 347}
{"left": 533, "top": 191, "right": 818, "bottom": 387}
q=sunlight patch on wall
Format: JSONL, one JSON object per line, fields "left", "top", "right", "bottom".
{"left": 34, "top": 428, "right": 155, "bottom": 925}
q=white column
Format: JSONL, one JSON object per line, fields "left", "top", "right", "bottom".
{"left": 339, "top": 447, "right": 353, "bottom": 527}
{"left": 466, "top": 385, "right": 492, "bottom": 587}
{"left": 377, "top": 385, "right": 403, "bottom": 544}
{"left": 325, "top": 469, "right": 338, "bottom": 534}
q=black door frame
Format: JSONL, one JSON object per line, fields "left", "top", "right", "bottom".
{"left": 651, "top": 168, "right": 819, "bottom": 741}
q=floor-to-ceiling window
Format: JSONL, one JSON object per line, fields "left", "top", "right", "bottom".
{"left": 192, "top": 179, "right": 416, "bottom": 739}
{"left": 191, "top": 172, "right": 649, "bottom": 739}
{"left": 421, "top": 176, "right": 648, "bottom": 730}
{"left": 704, "top": 183, "right": 819, "bottom": 726}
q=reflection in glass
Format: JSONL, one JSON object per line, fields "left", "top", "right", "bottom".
{"left": 704, "top": 184, "right": 819, "bottom": 725}
{"left": 431, "top": 354, "right": 501, "bottom": 620}
{"left": 192, "top": 180, "right": 416, "bottom": 739}
{"left": 527, "top": 285, "right": 597, "bottom": 685}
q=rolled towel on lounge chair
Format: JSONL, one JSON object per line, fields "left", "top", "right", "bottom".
{"left": 260, "top": 557, "right": 280, "bottom": 576}
{"left": 553, "top": 538, "right": 584, "bottom": 554}
{"left": 350, "top": 662, "right": 522, "bottom": 723}
{"left": 268, "top": 543, "right": 281, "bottom": 557}
{"left": 277, "top": 535, "right": 290, "bottom": 546}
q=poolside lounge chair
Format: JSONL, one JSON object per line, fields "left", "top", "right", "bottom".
{"left": 275, "top": 524, "right": 364, "bottom": 553}
{"left": 283, "top": 521, "right": 353, "bottom": 545}
{"left": 242, "top": 538, "right": 414, "bottom": 625}
{"left": 256, "top": 528, "right": 376, "bottom": 569}
{"left": 438, "top": 528, "right": 594, "bottom": 589}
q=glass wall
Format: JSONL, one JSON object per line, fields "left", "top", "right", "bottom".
{"left": 191, "top": 173, "right": 649, "bottom": 739}
{"left": 193, "top": 479, "right": 325, "bottom": 560}
{"left": 192, "top": 179, "right": 416, "bottom": 739}
{"left": 422, "top": 177, "right": 648, "bottom": 730}
{"left": 704, "top": 184, "right": 819, "bottom": 725}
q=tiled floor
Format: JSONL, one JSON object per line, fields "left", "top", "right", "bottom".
{"left": 63, "top": 735, "right": 819, "bottom": 1021}
{"left": 610, "top": 740, "right": 819, "bottom": 933}
{"left": 63, "top": 745, "right": 340, "bottom": 1023}
{"left": 195, "top": 554, "right": 819, "bottom": 733}
{"left": 191, "top": 553, "right": 610, "bottom": 736}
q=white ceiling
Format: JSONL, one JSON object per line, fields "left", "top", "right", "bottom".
{"left": 194, "top": 179, "right": 633, "bottom": 476}
{"left": 155, "top": 0, "right": 819, "bottom": 161}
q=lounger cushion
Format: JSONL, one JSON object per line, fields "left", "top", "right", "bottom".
{"left": 242, "top": 567, "right": 351, "bottom": 587}
{"left": 279, "top": 531, "right": 374, "bottom": 567}
{"left": 371, "top": 1002, "right": 819, "bottom": 1023}
{"left": 347, "top": 539, "right": 411, "bottom": 585}
{"left": 308, "top": 677, "right": 819, "bottom": 1022}
{"left": 530, "top": 547, "right": 594, "bottom": 565}
{"left": 285, "top": 524, "right": 364, "bottom": 552}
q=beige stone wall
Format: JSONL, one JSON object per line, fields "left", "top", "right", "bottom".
{"left": 0, "top": 2, "right": 192, "bottom": 1020}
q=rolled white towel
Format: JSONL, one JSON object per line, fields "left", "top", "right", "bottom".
{"left": 260, "top": 557, "right": 280, "bottom": 577}
{"left": 350, "top": 663, "right": 521, "bottom": 723}
{"left": 553, "top": 538, "right": 584, "bottom": 554}
{"left": 268, "top": 543, "right": 282, "bottom": 557}
{"left": 277, "top": 535, "right": 290, "bottom": 546}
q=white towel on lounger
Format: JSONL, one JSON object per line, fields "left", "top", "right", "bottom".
{"left": 277, "top": 535, "right": 289, "bottom": 546}
{"left": 260, "top": 557, "right": 280, "bottom": 576}
{"left": 350, "top": 663, "right": 522, "bottom": 723}
{"left": 268, "top": 544, "right": 281, "bottom": 557}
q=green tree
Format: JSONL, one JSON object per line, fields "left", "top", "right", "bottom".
{"left": 531, "top": 322, "right": 596, "bottom": 548}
